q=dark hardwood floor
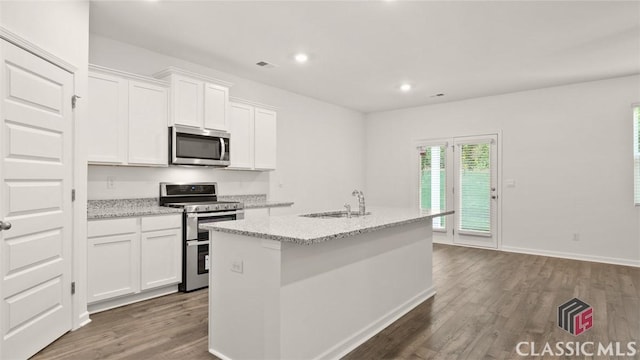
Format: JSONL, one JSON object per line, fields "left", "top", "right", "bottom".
{"left": 32, "top": 244, "right": 640, "bottom": 360}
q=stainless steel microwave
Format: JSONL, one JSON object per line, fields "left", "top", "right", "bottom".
{"left": 170, "top": 126, "right": 230, "bottom": 166}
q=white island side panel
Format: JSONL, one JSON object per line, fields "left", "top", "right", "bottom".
{"left": 209, "top": 220, "right": 435, "bottom": 360}
{"left": 280, "top": 221, "right": 434, "bottom": 359}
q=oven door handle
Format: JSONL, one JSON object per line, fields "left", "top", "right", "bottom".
{"left": 188, "top": 210, "right": 243, "bottom": 219}
{"left": 187, "top": 240, "right": 210, "bottom": 247}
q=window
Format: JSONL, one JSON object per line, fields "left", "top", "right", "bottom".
{"left": 458, "top": 143, "right": 491, "bottom": 233}
{"left": 635, "top": 105, "right": 640, "bottom": 205}
{"left": 419, "top": 144, "right": 447, "bottom": 229}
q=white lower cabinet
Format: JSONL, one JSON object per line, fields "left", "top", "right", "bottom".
{"left": 140, "top": 228, "right": 181, "bottom": 290}
{"left": 88, "top": 214, "right": 182, "bottom": 311}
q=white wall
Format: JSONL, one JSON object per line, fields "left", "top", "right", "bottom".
{"left": 1, "top": 0, "right": 91, "bottom": 329}
{"left": 365, "top": 75, "right": 640, "bottom": 265}
{"left": 88, "top": 35, "right": 366, "bottom": 214}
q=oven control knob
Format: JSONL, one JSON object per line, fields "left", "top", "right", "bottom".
{"left": 214, "top": 204, "right": 220, "bottom": 210}
{"left": 222, "top": 204, "right": 229, "bottom": 210}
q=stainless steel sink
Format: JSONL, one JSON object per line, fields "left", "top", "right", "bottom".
{"left": 300, "top": 211, "right": 371, "bottom": 219}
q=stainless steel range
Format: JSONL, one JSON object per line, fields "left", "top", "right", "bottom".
{"left": 160, "top": 182, "right": 244, "bottom": 292}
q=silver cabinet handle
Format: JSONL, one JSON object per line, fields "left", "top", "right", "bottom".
{"left": 0, "top": 221, "right": 11, "bottom": 231}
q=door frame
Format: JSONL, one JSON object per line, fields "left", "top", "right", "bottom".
{"left": 0, "top": 25, "right": 90, "bottom": 337}
{"left": 412, "top": 130, "right": 503, "bottom": 249}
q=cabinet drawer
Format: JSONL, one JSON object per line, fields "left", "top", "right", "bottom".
{"left": 88, "top": 217, "right": 138, "bottom": 237}
{"left": 141, "top": 214, "right": 182, "bottom": 232}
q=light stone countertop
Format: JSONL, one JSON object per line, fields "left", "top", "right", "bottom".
{"left": 87, "top": 198, "right": 183, "bottom": 220}
{"left": 201, "top": 207, "right": 454, "bottom": 245}
{"left": 218, "top": 194, "right": 294, "bottom": 209}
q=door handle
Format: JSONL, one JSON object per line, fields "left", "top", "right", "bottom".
{"left": 0, "top": 221, "right": 12, "bottom": 231}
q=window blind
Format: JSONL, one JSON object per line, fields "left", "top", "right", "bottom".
{"left": 459, "top": 143, "right": 491, "bottom": 232}
{"left": 635, "top": 105, "right": 640, "bottom": 205}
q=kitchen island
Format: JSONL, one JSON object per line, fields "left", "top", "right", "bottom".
{"left": 202, "top": 207, "right": 452, "bottom": 360}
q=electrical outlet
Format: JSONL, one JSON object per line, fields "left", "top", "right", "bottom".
{"left": 106, "top": 176, "right": 116, "bottom": 189}
{"left": 572, "top": 233, "right": 580, "bottom": 241}
{"left": 231, "top": 259, "right": 243, "bottom": 274}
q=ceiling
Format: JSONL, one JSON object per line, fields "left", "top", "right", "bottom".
{"left": 89, "top": 1, "right": 640, "bottom": 113}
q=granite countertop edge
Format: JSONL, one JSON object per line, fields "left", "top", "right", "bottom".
{"left": 206, "top": 209, "right": 454, "bottom": 245}
{"left": 243, "top": 201, "right": 295, "bottom": 209}
{"left": 87, "top": 198, "right": 183, "bottom": 220}
{"left": 88, "top": 207, "right": 184, "bottom": 220}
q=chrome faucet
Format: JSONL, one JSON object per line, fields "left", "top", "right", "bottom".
{"left": 344, "top": 203, "right": 352, "bottom": 218}
{"left": 352, "top": 190, "right": 366, "bottom": 215}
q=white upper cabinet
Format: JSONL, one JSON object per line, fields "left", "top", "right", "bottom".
{"left": 128, "top": 81, "right": 168, "bottom": 165}
{"left": 254, "top": 107, "right": 277, "bottom": 170}
{"left": 172, "top": 75, "right": 203, "bottom": 128}
{"left": 229, "top": 102, "right": 254, "bottom": 169}
{"left": 87, "top": 72, "right": 128, "bottom": 164}
{"left": 88, "top": 65, "right": 169, "bottom": 167}
{"left": 204, "top": 83, "right": 230, "bottom": 131}
{"left": 155, "top": 67, "right": 232, "bottom": 131}
{"left": 228, "top": 98, "right": 277, "bottom": 171}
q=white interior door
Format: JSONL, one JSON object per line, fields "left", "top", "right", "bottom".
{"left": 0, "top": 40, "right": 74, "bottom": 360}
{"left": 453, "top": 135, "right": 498, "bottom": 248}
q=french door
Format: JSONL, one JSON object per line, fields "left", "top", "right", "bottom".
{"left": 419, "top": 134, "right": 499, "bottom": 248}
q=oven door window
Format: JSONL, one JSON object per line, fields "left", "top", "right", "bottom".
{"left": 176, "top": 132, "right": 222, "bottom": 160}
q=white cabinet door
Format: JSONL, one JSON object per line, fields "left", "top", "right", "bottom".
{"left": 254, "top": 108, "right": 277, "bottom": 170}
{"left": 0, "top": 40, "right": 75, "bottom": 360}
{"left": 87, "top": 72, "right": 128, "bottom": 164}
{"left": 128, "top": 81, "right": 168, "bottom": 165}
{"left": 140, "top": 228, "right": 182, "bottom": 290}
{"left": 172, "top": 75, "right": 203, "bottom": 128}
{"left": 229, "top": 102, "right": 254, "bottom": 169}
{"left": 87, "top": 223, "right": 139, "bottom": 303}
{"left": 204, "top": 83, "right": 229, "bottom": 130}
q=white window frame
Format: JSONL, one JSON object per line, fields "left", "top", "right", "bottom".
{"left": 416, "top": 139, "right": 449, "bottom": 233}
{"left": 634, "top": 103, "right": 640, "bottom": 206}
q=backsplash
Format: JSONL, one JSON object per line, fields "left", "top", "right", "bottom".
{"left": 88, "top": 165, "right": 270, "bottom": 200}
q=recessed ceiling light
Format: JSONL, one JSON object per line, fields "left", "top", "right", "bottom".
{"left": 294, "top": 53, "right": 309, "bottom": 64}
{"left": 400, "top": 83, "right": 412, "bottom": 92}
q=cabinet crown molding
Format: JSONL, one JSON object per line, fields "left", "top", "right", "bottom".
{"left": 89, "top": 64, "right": 169, "bottom": 87}
{"left": 153, "top": 66, "right": 234, "bottom": 88}
{"left": 229, "top": 96, "right": 278, "bottom": 111}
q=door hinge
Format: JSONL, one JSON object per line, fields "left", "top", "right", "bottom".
{"left": 71, "top": 95, "right": 81, "bottom": 109}
{"left": 72, "top": 189, "right": 76, "bottom": 202}
{"left": 71, "top": 282, "right": 76, "bottom": 295}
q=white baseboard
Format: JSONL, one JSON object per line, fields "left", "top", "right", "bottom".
{"left": 209, "top": 348, "right": 233, "bottom": 360}
{"left": 87, "top": 285, "right": 178, "bottom": 314}
{"left": 501, "top": 246, "right": 640, "bottom": 268}
{"left": 74, "top": 311, "right": 91, "bottom": 330}
{"left": 313, "top": 286, "right": 437, "bottom": 360}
